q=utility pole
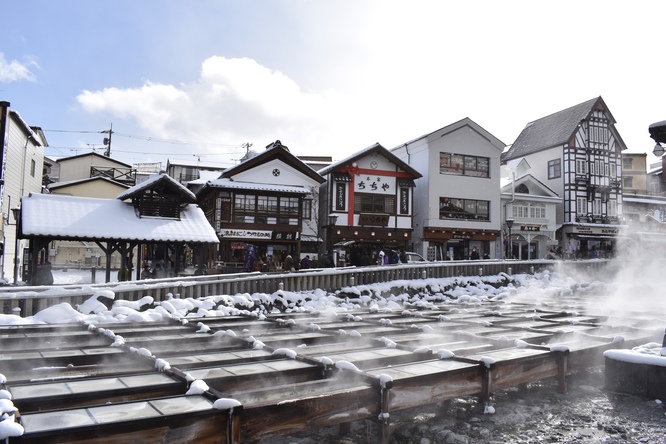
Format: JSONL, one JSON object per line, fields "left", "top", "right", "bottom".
{"left": 101, "top": 123, "right": 113, "bottom": 157}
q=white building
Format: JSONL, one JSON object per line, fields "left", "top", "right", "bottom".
{"left": 391, "top": 118, "right": 505, "bottom": 261}
{"left": 0, "top": 102, "right": 47, "bottom": 283}
{"left": 501, "top": 158, "right": 560, "bottom": 260}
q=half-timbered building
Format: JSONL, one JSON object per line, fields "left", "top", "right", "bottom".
{"left": 502, "top": 97, "right": 626, "bottom": 259}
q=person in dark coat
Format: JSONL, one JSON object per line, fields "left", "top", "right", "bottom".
{"left": 300, "top": 255, "right": 311, "bottom": 269}
{"left": 470, "top": 247, "right": 480, "bottom": 260}
{"left": 283, "top": 254, "right": 295, "bottom": 272}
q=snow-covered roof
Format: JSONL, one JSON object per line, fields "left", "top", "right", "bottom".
{"left": 117, "top": 172, "right": 197, "bottom": 202}
{"left": 21, "top": 193, "right": 219, "bottom": 243}
{"left": 202, "top": 178, "right": 311, "bottom": 194}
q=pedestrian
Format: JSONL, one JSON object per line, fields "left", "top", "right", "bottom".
{"left": 471, "top": 247, "right": 480, "bottom": 260}
{"left": 141, "top": 263, "right": 152, "bottom": 279}
{"left": 283, "top": 254, "right": 294, "bottom": 272}
{"left": 378, "top": 250, "right": 386, "bottom": 265}
{"left": 390, "top": 250, "right": 400, "bottom": 264}
{"left": 300, "top": 255, "right": 311, "bottom": 270}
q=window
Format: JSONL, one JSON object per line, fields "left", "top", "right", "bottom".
{"left": 623, "top": 158, "right": 633, "bottom": 170}
{"left": 610, "top": 162, "right": 617, "bottom": 178}
{"left": 548, "top": 159, "right": 561, "bottom": 179}
{"left": 577, "top": 197, "right": 587, "bottom": 215}
{"left": 233, "top": 193, "right": 300, "bottom": 226}
{"left": 302, "top": 199, "right": 312, "bottom": 220}
{"left": 30, "top": 159, "right": 36, "bottom": 177}
{"left": 593, "top": 199, "right": 602, "bottom": 215}
{"left": 609, "top": 200, "right": 617, "bottom": 217}
{"left": 439, "top": 197, "right": 489, "bottom": 221}
{"left": 512, "top": 201, "right": 545, "bottom": 219}
{"left": 354, "top": 194, "right": 395, "bottom": 214}
{"left": 576, "top": 160, "right": 587, "bottom": 175}
{"left": 623, "top": 176, "right": 633, "bottom": 188}
{"left": 440, "top": 152, "right": 490, "bottom": 178}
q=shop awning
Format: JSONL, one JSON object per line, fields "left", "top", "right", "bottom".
{"left": 334, "top": 240, "right": 356, "bottom": 247}
{"left": 569, "top": 234, "right": 617, "bottom": 240}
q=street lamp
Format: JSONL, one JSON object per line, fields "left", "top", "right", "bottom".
{"left": 326, "top": 214, "right": 339, "bottom": 251}
{"left": 505, "top": 218, "right": 514, "bottom": 260}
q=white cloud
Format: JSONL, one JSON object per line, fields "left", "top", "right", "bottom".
{"left": 0, "top": 53, "right": 37, "bottom": 82}
{"left": 76, "top": 56, "right": 359, "bottom": 157}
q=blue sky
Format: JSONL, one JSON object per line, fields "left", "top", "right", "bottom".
{"left": 3, "top": 1, "right": 666, "bottom": 168}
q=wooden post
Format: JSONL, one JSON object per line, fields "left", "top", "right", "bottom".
{"left": 376, "top": 378, "right": 392, "bottom": 444}
{"left": 556, "top": 349, "right": 569, "bottom": 393}
{"left": 226, "top": 406, "right": 242, "bottom": 444}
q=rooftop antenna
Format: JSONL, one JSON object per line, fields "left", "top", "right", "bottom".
{"left": 101, "top": 123, "right": 113, "bottom": 157}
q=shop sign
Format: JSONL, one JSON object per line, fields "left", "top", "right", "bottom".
{"left": 358, "top": 213, "right": 390, "bottom": 226}
{"left": 220, "top": 229, "right": 272, "bottom": 239}
{"left": 520, "top": 225, "right": 541, "bottom": 232}
{"left": 356, "top": 176, "right": 395, "bottom": 194}
{"left": 272, "top": 231, "right": 299, "bottom": 241}
{"left": 572, "top": 226, "right": 620, "bottom": 235}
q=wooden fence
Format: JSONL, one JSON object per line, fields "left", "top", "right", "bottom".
{"left": 0, "top": 259, "right": 611, "bottom": 317}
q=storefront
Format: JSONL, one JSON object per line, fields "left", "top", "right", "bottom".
{"left": 218, "top": 228, "right": 301, "bottom": 272}
{"left": 561, "top": 223, "right": 620, "bottom": 259}
{"left": 422, "top": 228, "right": 499, "bottom": 261}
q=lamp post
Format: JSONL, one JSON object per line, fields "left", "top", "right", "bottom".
{"left": 327, "top": 214, "right": 339, "bottom": 252}
{"left": 505, "top": 218, "right": 514, "bottom": 260}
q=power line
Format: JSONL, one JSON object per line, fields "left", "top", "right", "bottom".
{"left": 43, "top": 128, "right": 244, "bottom": 148}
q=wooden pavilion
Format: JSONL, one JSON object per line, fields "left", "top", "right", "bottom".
{"left": 17, "top": 173, "right": 219, "bottom": 283}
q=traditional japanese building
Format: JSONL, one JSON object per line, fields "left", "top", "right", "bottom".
{"left": 318, "top": 143, "right": 422, "bottom": 266}
{"left": 502, "top": 97, "right": 626, "bottom": 259}
{"left": 191, "top": 141, "right": 325, "bottom": 272}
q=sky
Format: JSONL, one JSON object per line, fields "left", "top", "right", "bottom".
{"left": 2, "top": 1, "right": 666, "bottom": 169}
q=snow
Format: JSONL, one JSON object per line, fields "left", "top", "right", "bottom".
{"left": 21, "top": 192, "right": 218, "bottom": 243}
{"left": 186, "top": 379, "right": 210, "bottom": 395}
{"left": 212, "top": 398, "right": 242, "bottom": 410}
{"left": 604, "top": 343, "right": 666, "bottom": 367}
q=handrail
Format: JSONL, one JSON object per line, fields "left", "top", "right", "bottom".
{"left": 0, "top": 259, "right": 610, "bottom": 317}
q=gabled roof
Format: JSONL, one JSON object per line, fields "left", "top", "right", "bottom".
{"left": 395, "top": 117, "right": 505, "bottom": 151}
{"left": 318, "top": 143, "right": 422, "bottom": 178}
{"left": 117, "top": 172, "right": 197, "bottom": 202}
{"left": 502, "top": 97, "right": 626, "bottom": 162}
{"left": 56, "top": 151, "right": 133, "bottom": 168}
{"left": 20, "top": 193, "right": 218, "bottom": 243}
{"left": 47, "top": 176, "right": 130, "bottom": 191}
{"left": 500, "top": 173, "right": 560, "bottom": 198}
{"left": 221, "top": 141, "right": 325, "bottom": 184}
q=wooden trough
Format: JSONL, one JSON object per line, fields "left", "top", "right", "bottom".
{"left": 1, "top": 297, "right": 662, "bottom": 444}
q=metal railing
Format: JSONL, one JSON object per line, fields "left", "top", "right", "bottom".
{"left": 0, "top": 259, "right": 611, "bottom": 317}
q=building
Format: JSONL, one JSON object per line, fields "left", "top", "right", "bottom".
{"left": 318, "top": 143, "right": 422, "bottom": 266}
{"left": 501, "top": 158, "right": 560, "bottom": 260}
{"left": 55, "top": 152, "right": 136, "bottom": 186}
{"left": 191, "top": 140, "right": 325, "bottom": 271}
{"left": 0, "top": 102, "right": 47, "bottom": 283}
{"left": 44, "top": 152, "right": 138, "bottom": 270}
{"left": 165, "top": 158, "right": 227, "bottom": 186}
{"left": 502, "top": 97, "right": 626, "bottom": 259}
{"left": 391, "top": 118, "right": 505, "bottom": 261}
{"left": 621, "top": 152, "right": 648, "bottom": 196}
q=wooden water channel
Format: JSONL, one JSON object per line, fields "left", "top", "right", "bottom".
{"left": 1, "top": 261, "right": 661, "bottom": 443}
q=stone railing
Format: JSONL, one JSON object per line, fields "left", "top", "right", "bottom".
{"left": 0, "top": 259, "right": 611, "bottom": 317}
